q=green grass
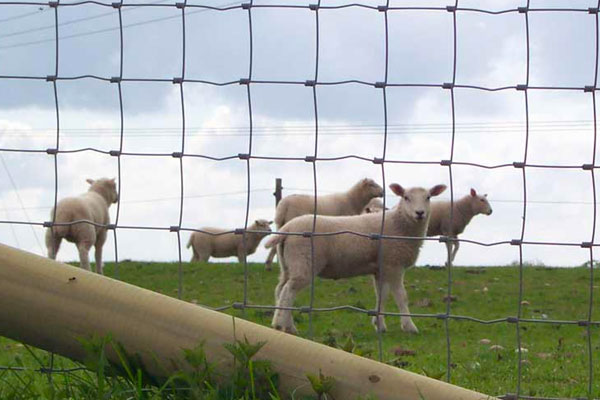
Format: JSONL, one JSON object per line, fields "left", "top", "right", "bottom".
{"left": 1, "top": 262, "right": 599, "bottom": 398}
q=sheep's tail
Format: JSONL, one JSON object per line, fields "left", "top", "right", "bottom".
{"left": 186, "top": 234, "right": 193, "bottom": 249}
{"left": 49, "top": 207, "right": 72, "bottom": 239}
{"left": 264, "top": 233, "right": 286, "bottom": 249}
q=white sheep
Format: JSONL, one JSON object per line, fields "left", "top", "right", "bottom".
{"left": 187, "top": 219, "right": 273, "bottom": 263}
{"left": 427, "top": 188, "right": 492, "bottom": 266}
{"left": 264, "top": 178, "right": 384, "bottom": 270}
{"left": 264, "top": 183, "right": 446, "bottom": 335}
{"left": 362, "top": 197, "right": 385, "bottom": 214}
{"left": 45, "top": 177, "right": 118, "bottom": 274}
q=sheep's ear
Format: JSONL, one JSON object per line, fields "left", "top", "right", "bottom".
{"left": 365, "top": 207, "right": 372, "bottom": 213}
{"left": 268, "top": 220, "right": 274, "bottom": 225}
{"left": 86, "top": 178, "right": 95, "bottom": 185}
{"left": 484, "top": 193, "right": 488, "bottom": 197}
{"left": 430, "top": 184, "right": 447, "bottom": 197}
{"left": 389, "top": 183, "right": 405, "bottom": 197}
{"left": 470, "top": 188, "right": 477, "bottom": 197}
{"left": 111, "top": 177, "right": 116, "bottom": 182}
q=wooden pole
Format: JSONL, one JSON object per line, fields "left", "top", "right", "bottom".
{"left": 274, "top": 177, "right": 282, "bottom": 206}
{"left": 0, "top": 244, "right": 495, "bottom": 400}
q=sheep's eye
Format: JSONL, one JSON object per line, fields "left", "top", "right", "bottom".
{"left": 404, "top": 196, "right": 410, "bottom": 202}
{"left": 427, "top": 195, "right": 431, "bottom": 200}
{"left": 480, "top": 198, "right": 485, "bottom": 202}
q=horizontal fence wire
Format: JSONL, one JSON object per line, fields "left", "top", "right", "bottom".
{"left": 0, "top": 2, "right": 599, "bottom": 399}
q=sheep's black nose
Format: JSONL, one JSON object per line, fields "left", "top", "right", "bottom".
{"left": 416, "top": 210, "right": 425, "bottom": 219}
{"left": 488, "top": 209, "right": 493, "bottom": 215}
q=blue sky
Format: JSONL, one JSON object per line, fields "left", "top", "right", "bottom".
{"left": 1, "top": 0, "right": 600, "bottom": 266}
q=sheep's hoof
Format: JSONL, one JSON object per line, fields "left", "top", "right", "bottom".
{"left": 264, "top": 263, "right": 272, "bottom": 272}
{"left": 284, "top": 326, "right": 298, "bottom": 335}
{"left": 371, "top": 316, "right": 387, "bottom": 333}
{"left": 401, "top": 320, "right": 419, "bottom": 334}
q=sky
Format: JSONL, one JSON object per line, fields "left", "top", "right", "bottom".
{"left": 1, "top": 0, "right": 600, "bottom": 267}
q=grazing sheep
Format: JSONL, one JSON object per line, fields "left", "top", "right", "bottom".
{"left": 264, "top": 183, "right": 446, "bottom": 335}
{"left": 264, "top": 178, "right": 384, "bottom": 270}
{"left": 427, "top": 188, "right": 493, "bottom": 266}
{"left": 45, "top": 177, "right": 118, "bottom": 274}
{"left": 187, "top": 219, "right": 272, "bottom": 263}
{"left": 362, "top": 197, "right": 385, "bottom": 214}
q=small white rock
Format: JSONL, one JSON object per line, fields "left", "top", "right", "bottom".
{"left": 490, "top": 345, "right": 504, "bottom": 351}
{"left": 515, "top": 347, "right": 529, "bottom": 353}
{"left": 482, "top": 286, "right": 489, "bottom": 293}
{"left": 479, "top": 339, "right": 492, "bottom": 345}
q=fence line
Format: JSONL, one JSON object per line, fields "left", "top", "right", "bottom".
{"left": 0, "top": 2, "right": 598, "bottom": 399}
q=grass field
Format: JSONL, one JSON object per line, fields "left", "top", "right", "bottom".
{"left": 1, "top": 261, "right": 599, "bottom": 399}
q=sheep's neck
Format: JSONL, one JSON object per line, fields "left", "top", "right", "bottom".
{"left": 88, "top": 186, "right": 112, "bottom": 206}
{"left": 452, "top": 197, "right": 474, "bottom": 232}
{"left": 347, "top": 185, "right": 371, "bottom": 213}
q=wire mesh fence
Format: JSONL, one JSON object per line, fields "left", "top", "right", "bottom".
{"left": 0, "top": 1, "right": 599, "bottom": 399}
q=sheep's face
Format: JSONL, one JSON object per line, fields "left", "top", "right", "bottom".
{"left": 87, "top": 178, "right": 119, "bottom": 204}
{"left": 469, "top": 188, "right": 492, "bottom": 216}
{"left": 361, "top": 178, "right": 384, "bottom": 198}
{"left": 253, "top": 219, "right": 273, "bottom": 233}
{"left": 390, "top": 183, "right": 447, "bottom": 222}
{"left": 362, "top": 198, "right": 385, "bottom": 214}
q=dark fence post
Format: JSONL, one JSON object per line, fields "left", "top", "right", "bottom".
{"left": 274, "top": 178, "right": 282, "bottom": 206}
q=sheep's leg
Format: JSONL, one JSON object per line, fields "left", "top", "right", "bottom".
{"left": 390, "top": 272, "right": 419, "bottom": 334}
{"left": 371, "top": 275, "right": 390, "bottom": 333}
{"left": 94, "top": 230, "right": 106, "bottom": 275}
{"left": 190, "top": 249, "right": 199, "bottom": 263}
{"left": 450, "top": 237, "right": 460, "bottom": 264}
{"left": 264, "top": 247, "right": 277, "bottom": 271}
{"left": 274, "top": 244, "right": 288, "bottom": 302}
{"left": 77, "top": 241, "right": 93, "bottom": 271}
{"left": 94, "top": 245, "right": 104, "bottom": 275}
{"left": 237, "top": 246, "right": 247, "bottom": 265}
{"left": 45, "top": 229, "right": 61, "bottom": 260}
{"left": 444, "top": 240, "right": 453, "bottom": 267}
{"left": 272, "top": 276, "right": 308, "bottom": 335}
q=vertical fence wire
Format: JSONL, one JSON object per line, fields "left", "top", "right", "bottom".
{"left": 0, "top": 3, "right": 600, "bottom": 399}
{"left": 444, "top": 0, "right": 459, "bottom": 384}
{"left": 514, "top": 3, "right": 532, "bottom": 397}
{"left": 241, "top": 0, "right": 255, "bottom": 318}
{"left": 586, "top": 3, "right": 600, "bottom": 397}
{"left": 307, "top": 0, "right": 321, "bottom": 341}
{"left": 112, "top": 3, "right": 125, "bottom": 280}
{"left": 175, "top": 0, "right": 187, "bottom": 300}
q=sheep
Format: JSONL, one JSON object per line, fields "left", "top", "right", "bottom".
{"left": 362, "top": 197, "right": 385, "bottom": 214}
{"left": 427, "top": 188, "right": 493, "bottom": 266}
{"left": 187, "top": 219, "right": 273, "bottom": 263}
{"left": 264, "top": 183, "right": 446, "bottom": 335}
{"left": 264, "top": 178, "right": 384, "bottom": 270}
{"left": 45, "top": 177, "right": 118, "bottom": 275}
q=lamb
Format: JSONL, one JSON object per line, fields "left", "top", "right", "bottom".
{"left": 45, "top": 177, "right": 119, "bottom": 275}
{"left": 362, "top": 197, "right": 385, "bottom": 214}
{"left": 187, "top": 219, "right": 273, "bottom": 263}
{"left": 427, "top": 188, "right": 492, "bottom": 266}
{"left": 264, "top": 178, "right": 384, "bottom": 270}
{"left": 264, "top": 182, "right": 446, "bottom": 335}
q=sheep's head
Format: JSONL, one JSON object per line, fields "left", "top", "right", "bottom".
{"left": 253, "top": 219, "right": 273, "bottom": 233}
{"left": 87, "top": 177, "right": 119, "bottom": 204}
{"left": 390, "top": 183, "right": 446, "bottom": 222}
{"left": 469, "top": 188, "right": 492, "bottom": 216}
{"left": 362, "top": 198, "right": 385, "bottom": 214}
{"left": 359, "top": 178, "right": 384, "bottom": 198}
